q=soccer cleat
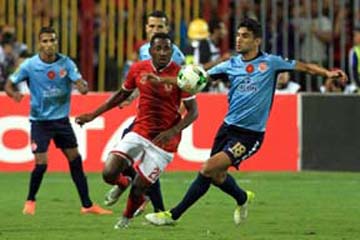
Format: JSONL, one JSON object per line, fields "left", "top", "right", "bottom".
{"left": 23, "top": 200, "right": 36, "bottom": 215}
{"left": 133, "top": 197, "right": 150, "bottom": 217}
{"left": 233, "top": 190, "right": 255, "bottom": 225}
{"left": 104, "top": 184, "right": 129, "bottom": 206}
{"left": 145, "top": 211, "right": 175, "bottom": 225}
{"left": 80, "top": 204, "right": 113, "bottom": 215}
{"left": 114, "top": 216, "right": 130, "bottom": 229}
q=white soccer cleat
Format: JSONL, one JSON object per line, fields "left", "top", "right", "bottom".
{"left": 234, "top": 190, "right": 255, "bottom": 225}
{"left": 104, "top": 185, "right": 127, "bottom": 206}
{"left": 114, "top": 216, "right": 130, "bottom": 229}
{"left": 145, "top": 211, "right": 175, "bottom": 226}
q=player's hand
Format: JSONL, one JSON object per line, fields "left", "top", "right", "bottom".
{"left": 75, "top": 113, "right": 95, "bottom": 126}
{"left": 153, "top": 128, "right": 178, "bottom": 146}
{"left": 118, "top": 100, "right": 132, "bottom": 109}
{"left": 12, "top": 92, "right": 24, "bottom": 102}
{"left": 326, "top": 69, "right": 348, "bottom": 83}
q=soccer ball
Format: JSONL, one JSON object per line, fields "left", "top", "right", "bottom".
{"left": 177, "top": 65, "right": 208, "bottom": 94}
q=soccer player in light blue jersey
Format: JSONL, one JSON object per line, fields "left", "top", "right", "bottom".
{"left": 145, "top": 18, "right": 347, "bottom": 226}
{"left": 138, "top": 10, "right": 185, "bottom": 65}
{"left": 5, "top": 26, "right": 112, "bottom": 216}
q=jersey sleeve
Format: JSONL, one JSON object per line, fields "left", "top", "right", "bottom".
{"left": 67, "top": 58, "right": 82, "bottom": 81}
{"left": 9, "top": 59, "right": 30, "bottom": 84}
{"left": 270, "top": 55, "right": 296, "bottom": 71}
{"left": 207, "top": 60, "right": 229, "bottom": 76}
{"left": 172, "top": 45, "right": 186, "bottom": 65}
{"left": 122, "top": 64, "right": 138, "bottom": 91}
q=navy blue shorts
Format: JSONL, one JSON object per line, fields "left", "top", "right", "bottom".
{"left": 210, "top": 123, "right": 264, "bottom": 168}
{"left": 30, "top": 117, "right": 78, "bottom": 153}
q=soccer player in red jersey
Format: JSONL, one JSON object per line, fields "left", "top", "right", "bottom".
{"left": 75, "top": 33, "right": 198, "bottom": 228}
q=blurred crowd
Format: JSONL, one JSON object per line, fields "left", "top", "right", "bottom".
{"left": 1, "top": 0, "right": 360, "bottom": 94}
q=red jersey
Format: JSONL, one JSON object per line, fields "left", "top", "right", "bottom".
{"left": 123, "top": 60, "right": 193, "bottom": 152}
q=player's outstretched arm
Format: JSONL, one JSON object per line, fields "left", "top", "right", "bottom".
{"left": 295, "top": 61, "right": 348, "bottom": 81}
{"left": 75, "top": 89, "right": 132, "bottom": 126}
{"left": 153, "top": 98, "right": 198, "bottom": 145}
{"left": 74, "top": 79, "right": 89, "bottom": 95}
{"left": 4, "top": 79, "right": 23, "bottom": 102}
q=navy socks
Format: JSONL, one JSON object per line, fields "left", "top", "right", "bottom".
{"left": 170, "top": 173, "right": 211, "bottom": 220}
{"left": 27, "top": 164, "right": 47, "bottom": 201}
{"left": 214, "top": 174, "right": 247, "bottom": 206}
{"left": 69, "top": 156, "right": 92, "bottom": 208}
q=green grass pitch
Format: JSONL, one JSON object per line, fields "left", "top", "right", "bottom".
{"left": 0, "top": 171, "right": 359, "bottom": 240}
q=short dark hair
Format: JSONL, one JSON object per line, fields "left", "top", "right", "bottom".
{"left": 150, "top": 32, "right": 172, "bottom": 47}
{"left": 209, "top": 19, "right": 222, "bottom": 34}
{"left": 147, "top": 10, "right": 169, "bottom": 25}
{"left": 237, "top": 18, "right": 262, "bottom": 38}
{"left": 39, "top": 26, "right": 57, "bottom": 39}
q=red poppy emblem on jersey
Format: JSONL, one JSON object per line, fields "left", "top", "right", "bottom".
{"left": 59, "top": 68, "right": 67, "bottom": 78}
{"left": 258, "top": 62, "right": 268, "bottom": 72}
{"left": 246, "top": 64, "right": 254, "bottom": 73}
{"left": 47, "top": 71, "right": 56, "bottom": 80}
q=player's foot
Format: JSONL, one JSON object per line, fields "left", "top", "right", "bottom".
{"left": 104, "top": 183, "right": 129, "bottom": 206}
{"left": 23, "top": 200, "right": 36, "bottom": 215}
{"left": 114, "top": 216, "right": 130, "bottom": 229}
{"left": 80, "top": 204, "right": 113, "bottom": 215}
{"left": 145, "top": 211, "right": 175, "bottom": 225}
{"left": 233, "top": 190, "right": 255, "bottom": 225}
{"left": 133, "top": 197, "right": 150, "bottom": 217}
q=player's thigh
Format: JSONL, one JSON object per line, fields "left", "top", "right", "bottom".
{"left": 104, "top": 132, "right": 145, "bottom": 174}
{"left": 137, "top": 144, "right": 173, "bottom": 184}
{"left": 30, "top": 120, "right": 52, "bottom": 154}
{"left": 201, "top": 151, "right": 232, "bottom": 178}
{"left": 53, "top": 118, "right": 78, "bottom": 150}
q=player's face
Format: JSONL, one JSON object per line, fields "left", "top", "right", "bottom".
{"left": 150, "top": 38, "right": 172, "bottom": 68}
{"left": 39, "top": 33, "right": 58, "bottom": 56}
{"left": 146, "top": 17, "right": 169, "bottom": 40}
{"left": 236, "top": 27, "right": 261, "bottom": 54}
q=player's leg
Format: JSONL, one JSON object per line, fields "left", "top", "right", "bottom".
{"left": 103, "top": 132, "right": 143, "bottom": 206}
{"left": 23, "top": 121, "right": 51, "bottom": 215}
{"left": 55, "top": 118, "right": 111, "bottom": 214}
{"left": 61, "top": 147, "right": 112, "bottom": 214}
{"left": 117, "top": 139, "right": 173, "bottom": 228}
{"left": 171, "top": 151, "right": 232, "bottom": 220}
{"left": 115, "top": 174, "right": 149, "bottom": 229}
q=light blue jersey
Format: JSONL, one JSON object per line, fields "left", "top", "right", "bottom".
{"left": 208, "top": 52, "right": 296, "bottom": 132}
{"left": 138, "top": 42, "right": 185, "bottom": 65}
{"left": 10, "top": 54, "right": 82, "bottom": 120}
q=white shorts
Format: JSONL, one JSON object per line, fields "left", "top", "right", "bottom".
{"left": 110, "top": 132, "right": 174, "bottom": 184}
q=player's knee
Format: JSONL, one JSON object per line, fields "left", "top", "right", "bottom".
{"left": 212, "top": 172, "right": 227, "bottom": 185}
{"left": 102, "top": 169, "right": 116, "bottom": 184}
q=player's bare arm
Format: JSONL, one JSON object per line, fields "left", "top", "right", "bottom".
{"left": 295, "top": 61, "right": 347, "bottom": 81}
{"left": 75, "top": 88, "right": 133, "bottom": 126}
{"left": 4, "top": 79, "right": 23, "bottom": 102}
{"left": 74, "top": 79, "right": 89, "bottom": 95}
{"left": 153, "top": 97, "right": 198, "bottom": 145}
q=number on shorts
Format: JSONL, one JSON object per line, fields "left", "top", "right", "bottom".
{"left": 230, "top": 142, "right": 247, "bottom": 158}
{"left": 148, "top": 167, "right": 161, "bottom": 181}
